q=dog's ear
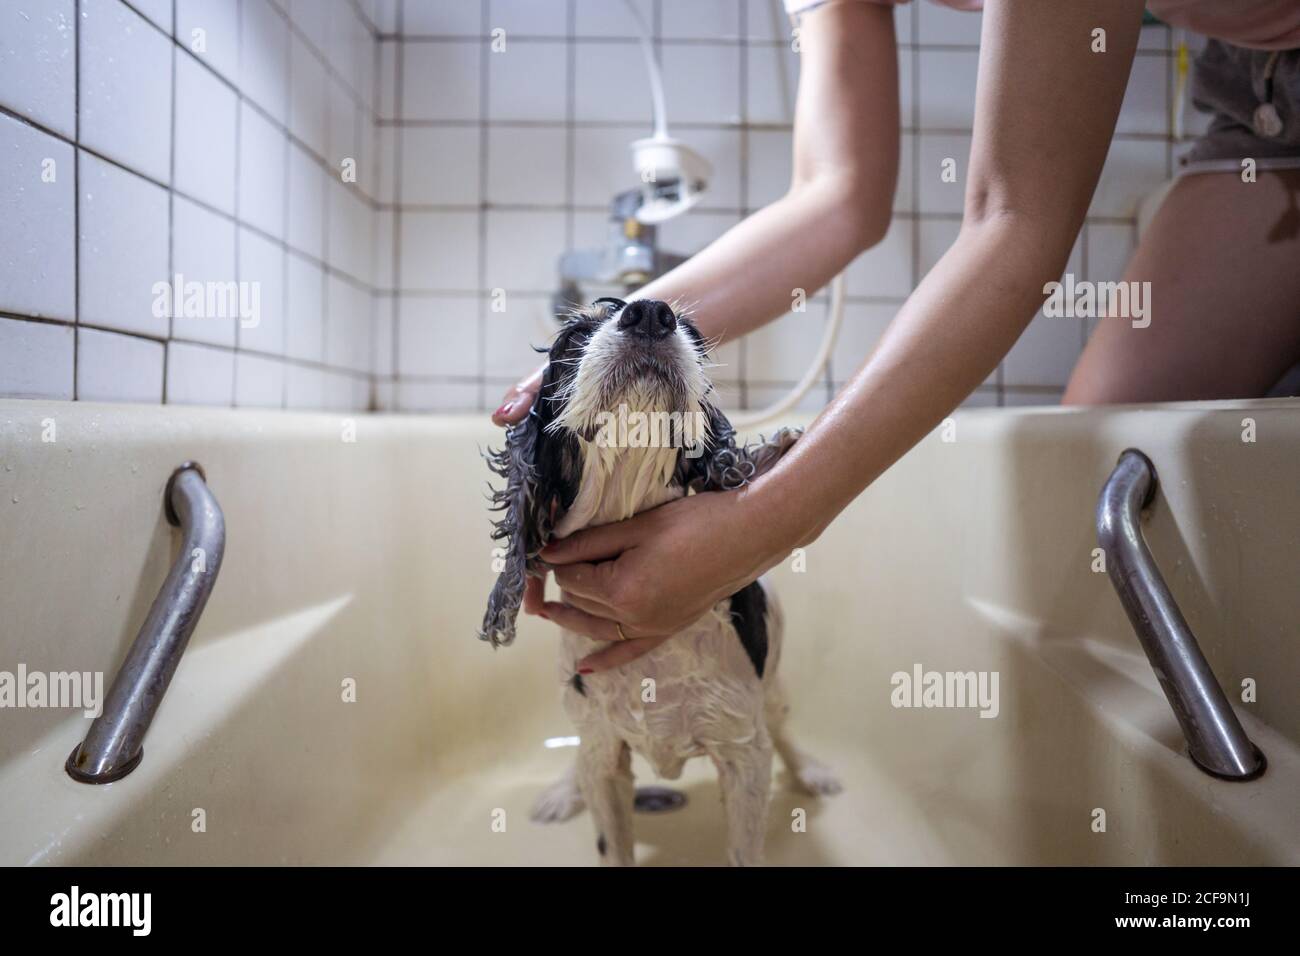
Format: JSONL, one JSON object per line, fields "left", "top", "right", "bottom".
{"left": 479, "top": 360, "right": 583, "bottom": 647}
{"left": 479, "top": 411, "right": 544, "bottom": 647}
{"left": 680, "top": 400, "right": 802, "bottom": 492}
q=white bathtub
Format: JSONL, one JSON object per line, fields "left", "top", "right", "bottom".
{"left": 1, "top": 399, "right": 1296, "bottom": 865}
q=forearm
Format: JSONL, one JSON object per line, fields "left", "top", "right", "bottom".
{"left": 746, "top": 217, "right": 1070, "bottom": 552}
{"left": 634, "top": 175, "right": 885, "bottom": 345}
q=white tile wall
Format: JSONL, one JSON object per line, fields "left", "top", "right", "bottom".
{"left": 1, "top": 0, "right": 379, "bottom": 410}
{"left": 0, "top": 0, "right": 1208, "bottom": 414}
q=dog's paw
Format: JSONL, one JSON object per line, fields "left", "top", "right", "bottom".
{"left": 530, "top": 776, "right": 585, "bottom": 823}
{"left": 793, "top": 760, "right": 843, "bottom": 796}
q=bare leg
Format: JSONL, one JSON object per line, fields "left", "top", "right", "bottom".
{"left": 1065, "top": 170, "right": 1300, "bottom": 404}
{"left": 711, "top": 737, "right": 774, "bottom": 867}
{"left": 576, "top": 737, "right": 635, "bottom": 867}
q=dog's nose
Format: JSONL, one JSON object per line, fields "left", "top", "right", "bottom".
{"left": 617, "top": 299, "right": 677, "bottom": 341}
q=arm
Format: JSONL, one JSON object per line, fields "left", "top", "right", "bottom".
{"left": 543, "top": 0, "right": 1146, "bottom": 670}
{"left": 492, "top": 1, "right": 900, "bottom": 424}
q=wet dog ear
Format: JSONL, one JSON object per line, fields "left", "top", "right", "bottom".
{"left": 680, "top": 401, "right": 802, "bottom": 492}
{"left": 479, "top": 361, "right": 584, "bottom": 647}
{"left": 479, "top": 411, "right": 545, "bottom": 648}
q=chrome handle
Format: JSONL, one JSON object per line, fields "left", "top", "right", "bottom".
{"left": 1097, "top": 449, "right": 1265, "bottom": 781}
{"left": 66, "top": 462, "right": 226, "bottom": 784}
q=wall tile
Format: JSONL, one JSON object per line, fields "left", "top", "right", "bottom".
{"left": 661, "top": 0, "right": 740, "bottom": 41}
{"left": 489, "top": 0, "right": 567, "bottom": 37}
{"left": 237, "top": 226, "right": 287, "bottom": 354}
{"left": 174, "top": 50, "right": 238, "bottom": 214}
{"left": 0, "top": 116, "right": 75, "bottom": 321}
{"left": 661, "top": 44, "right": 741, "bottom": 125}
{"left": 0, "top": 317, "right": 74, "bottom": 399}
{"left": 287, "top": 142, "right": 326, "bottom": 259}
{"left": 396, "top": 295, "right": 480, "bottom": 377}
{"left": 917, "top": 49, "right": 978, "bottom": 131}
{"left": 240, "top": 0, "right": 289, "bottom": 123}
{"left": 399, "top": 210, "right": 479, "bottom": 291}
{"left": 486, "top": 126, "right": 564, "bottom": 205}
{"left": 484, "top": 210, "right": 567, "bottom": 293}
{"left": 166, "top": 340, "right": 235, "bottom": 405}
{"left": 78, "top": 152, "right": 170, "bottom": 337}
{"left": 0, "top": 0, "right": 76, "bottom": 137}
{"left": 286, "top": 252, "right": 325, "bottom": 361}
{"left": 289, "top": 33, "right": 329, "bottom": 158}
{"left": 235, "top": 352, "right": 286, "bottom": 407}
{"left": 916, "top": 2, "right": 981, "bottom": 45}
{"left": 238, "top": 102, "right": 288, "bottom": 239}
{"left": 402, "top": 0, "right": 481, "bottom": 36}
{"left": 176, "top": 0, "right": 240, "bottom": 82}
{"left": 486, "top": 40, "right": 567, "bottom": 122}
{"left": 404, "top": 125, "right": 482, "bottom": 204}
{"left": 76, "top": 327, "right": 164, "bottom": 402}
{"left": 171, "top": 195, "right": 238, "bottom": 346}
{"left": 402, "top": 41, "right": 480, "bottom": 120}
{"left": 79, "top": 0, "right": 173, "bottom": 183}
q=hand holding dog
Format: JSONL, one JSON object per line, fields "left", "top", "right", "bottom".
{"left": 535, "top": 485, "right": 788, "bottom": 673}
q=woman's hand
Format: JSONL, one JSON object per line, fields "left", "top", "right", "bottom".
{"left": 491, "top": 364, "right": 544, "bottom": 427}
{"left": 535, "top": 484, "right": 791, "bottom": 673}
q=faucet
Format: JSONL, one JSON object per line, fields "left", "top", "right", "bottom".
{"left": 554, "top": 188, "right": 689, "bottom": 319}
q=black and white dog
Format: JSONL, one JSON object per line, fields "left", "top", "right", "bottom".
{"left": 479, "top": 298, "right": 839, "bottom": 866}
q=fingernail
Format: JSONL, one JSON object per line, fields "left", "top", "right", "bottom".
{"left": 577, "top": 667, "right": 594, "bottom": 675}
{"left": 494, "top": 401, "right": 514, "bottom": 419}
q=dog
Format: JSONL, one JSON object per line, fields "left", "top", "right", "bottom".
{"left": 479, "top": 298, "right": 840, "bottom": 866}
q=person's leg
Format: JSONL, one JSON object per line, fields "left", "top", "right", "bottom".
{"left": 1063, "top": 169, "right": 1300, "bottom": 404}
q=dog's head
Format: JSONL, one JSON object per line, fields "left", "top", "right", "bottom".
{"left": 478, "top": 298, "right": 737, "bottom": 647}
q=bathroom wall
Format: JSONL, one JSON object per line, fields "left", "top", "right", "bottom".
{"left": 1, "top": 0, "right": 1203, "bottom": 413}
{"left": 0, "top": 0, "right": 380, "bottom": 410}
{"left": 377, "top": 0, "right": 1203, "bottom": 413}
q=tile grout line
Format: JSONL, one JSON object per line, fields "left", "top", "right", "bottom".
{"left": 72, "top": 0, "right": 82, "bottom": 401}
{"left": 475, "top": 0, "right": 491, "bottom": 411}
{"left": 392, "top": 0, "right": 406, "bottom": 401}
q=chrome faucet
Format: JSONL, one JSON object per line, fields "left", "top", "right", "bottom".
{"left": 554, "top": 188, "right": 689, "bottom": 318}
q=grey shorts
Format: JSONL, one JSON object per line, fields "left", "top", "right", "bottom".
{"left": 1182, "top": 40, "right": 1300, "bottom": 175}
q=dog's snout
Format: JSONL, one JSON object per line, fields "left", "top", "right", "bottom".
{"left": 617, "top": 299, "right": 677, "bottom": 341}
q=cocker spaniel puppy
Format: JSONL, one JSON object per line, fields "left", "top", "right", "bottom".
{"left": 480, "top": 298, "right": 839, "bottom": 866}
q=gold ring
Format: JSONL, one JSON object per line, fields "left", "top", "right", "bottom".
{"left": 616, "top": 623, "right": 630, "bottom": 642}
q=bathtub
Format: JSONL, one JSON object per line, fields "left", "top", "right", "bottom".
{"left": 1, "top": 398, "right": 1296, "bottom": 866}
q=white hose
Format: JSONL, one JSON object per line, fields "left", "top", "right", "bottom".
{"left": 618, "top": 0, "right": 846, "bottom": 431}
{"left": 730, "top": 272, "right": 847, "bottom": 430}
{"left": 622, "top": 0, "right": 669, "bottom": 140}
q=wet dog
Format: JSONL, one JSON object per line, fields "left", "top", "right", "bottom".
{"left": 479, "top": 298, "right": 839, "bottom": 866}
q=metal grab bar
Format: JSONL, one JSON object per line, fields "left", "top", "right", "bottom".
{"left": 1097, "top": 449, "right": 1265, "bottom": 781}
{"left": 66, "top": 462, "right": 225, "bottom": 784}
